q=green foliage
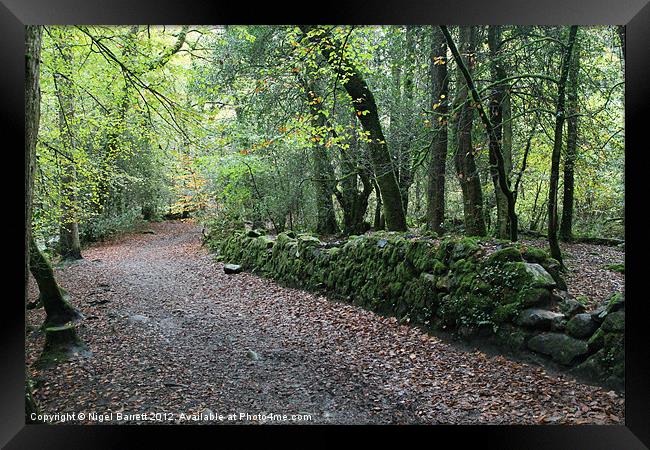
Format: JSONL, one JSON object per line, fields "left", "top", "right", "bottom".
{"left": 31, "top": 25, "right": 624, "bottom": 255}
{"left": 79, "top": 207, "right": 145, "bottom": 243}
{"left": 604, "top": 263, "right": 624, "bottom": 274}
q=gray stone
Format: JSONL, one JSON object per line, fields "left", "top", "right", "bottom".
{"left": 523, "top": 263, "right": 556, "bottom": 288}
{"left": 494, "top": 324, "right": 531, "bottom": 351}
{"left": 246, "top": 349, "right": 260, "bottom": 361}
{"left": 128, "top": 314, "right": 149, "bottom": 324}
{"left": 550, "top": 316, "right": 567, "bottom": 332}
{"left": 421, "top": 273, "right": 436, "bottom": 284}
{"left": 224, "top": 264, "right": 242, "bottom": 274}
{"left": 520, "top": 287, "right": 554, "bottom": 307}
{"left": 516, "top": 308, "right": 565, "bottom": 330}
{"left": 527, "top": 332, "right": 589, "bottom": 365}
{"left": 606, "top": 292, "right": 625, "bottom": 314}
{"left": 566, "top": 313, "right": 599, "bottom": 339}
{"left": 602, "top": 311, "right": 625, "bottom": 332}
{"left": 590, "top": 306, "right": 608, "bottom": 323}
{"left": 377, "top": 239, "right": 388, "bottom": 248}
{"left": 559, "top": 298, "right": 586, "bottom": 317}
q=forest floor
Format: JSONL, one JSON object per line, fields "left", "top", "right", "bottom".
{"left": 26, "top": 221, "right": 625, "bottom": 424}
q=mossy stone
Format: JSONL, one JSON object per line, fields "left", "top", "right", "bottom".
{"left": 487, "top": 246, "right": 524, "bottom": 264}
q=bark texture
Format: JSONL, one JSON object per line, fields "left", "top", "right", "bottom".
{"left": 548, "top": 26, "right": 579, "bottom": 264}
{"left": 450, "top": 26, "right": 486, "bottom": 237}
{"left": 426, "top": 26, "right": 448, "bottom": 234}
{"left": 487, "top": 26, "right": 513, "bottom": 239}
{"left": 25, "top": 24, "right": 42, "bottom": 421}
{"left": 560, "top": 37, "right": 580, "bottom": 242}
{"left": 53, "top": 34, "right": 82, "bottom": 259}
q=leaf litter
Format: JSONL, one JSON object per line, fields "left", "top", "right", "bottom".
{"left": 26, "top": 221, "right": 624, "bottom": 424}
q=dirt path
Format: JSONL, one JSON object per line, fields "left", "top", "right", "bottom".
{"left": 26, "top": 221, "right": 624, "bottom": 424}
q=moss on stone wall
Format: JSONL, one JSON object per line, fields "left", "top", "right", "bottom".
{"left": 211, "top": 229, "right": 624, "bottom": 390}
{"left": 215, "top": 230, "right": 561, "bottom": 334}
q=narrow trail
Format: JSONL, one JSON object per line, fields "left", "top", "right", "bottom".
{"left": 26, "top": 221, "right": 624, "bottom": 424}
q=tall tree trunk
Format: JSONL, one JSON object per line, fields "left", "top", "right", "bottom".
{"left": 450, "top": 26, "right": 486, "bottom": 237}
{"left": 398, "top": 26, "right": 416, "bottom": 215}
{"left": 25, "top": 24, "right": 42, "bottom": 422}
{"left": 442, "top": 25, "right": 518, "bottom": 240}
{"left": 548, "top": 26, "right": 579, "bottom": 265}
{"left": 300, "top": 25, "right": 407, "bottom": 231}
{"left": 26, "top": 28, "right": 83, "bottom": 328}
{"left": 305, "top": 82, "right": 339, "bottom": 235}
{"left": 53, "top": 34, "right": 82, "bottom": 259}
{"left": 560, "top": 37, "right": 581, "bottom": 242}
{"left": 426, "top": 26, "right": 448, "bottom": 234}
{"left": 487, "top": 26, "right": 513, "bottom": 239}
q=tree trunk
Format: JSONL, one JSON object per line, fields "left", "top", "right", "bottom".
{"left": 442, "top": 25, "right": 518, "bottom": 240}
{"left": 560, "top": 37, "right": 580, "bottom": 242}
{"left": 398, "top": 26, "right": 416, "bottom": 215}
{"left": 25, "top": 24, "right": 42, "bottom": 422}
{"left": 29, "top": 238, "right": 82, "bottom": 326}
{"left": 450, "top": 26, "right": 486, "bottom": 237}
{"left": 336, "top": 114, "right": 373, "bottom": 235}
{"left": 300, "top": 25, "right": 407, "bottom": 231}
{"left": 548, "top": 26, "right": 579, "bottom": 265}
{"left": 426, "top": 26, "right": 448, "bottom": 234}
{"left": 487, "top": 26, "right": 513, "bottom": 239}
{"left": 305, "top": 81, "right": 339, "bottom": 235}
{"left": 53, "top": 33, "right": 83, "bottom": 260}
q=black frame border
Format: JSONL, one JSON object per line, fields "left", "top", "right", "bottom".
{"left": 2, "top": 0, "right": 649, "bottom": 447}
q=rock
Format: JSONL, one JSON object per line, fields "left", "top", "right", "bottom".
{"left": 487, "top": 246, "right": 523, "bottom": 264}
{"left": 521, "top": 247, "right": 550, "bottom": 264}
{"left": 246, "top": 349, "right": 260, "bottom": 361}
{"left": 128, "top": 314, "right": 149, "bottom": 324}
{"left": 601, "top": 311, "right": 625, "bottom": 332}
{"left": 523, "top": 263, "right": 556, "bottom": 288}
{"left": 605, "top": 292, "right": 624, "bottom": 313}
{"left": 516, "top": 308, "right": 565, "bottom": 330}
{"left": 494, "top": 324, "right": 532, "bottom": 351}
{"left": 566, "top": 313, "right": 599, "bottom": 339}
{"left": 420, "top": 272, "right": 436, "bottom": 284}
{"left": 559, "top": 297, "right": 586, "bottom": 317}
{"left": 550, "top": 316, "right": 567, "bottom": 332}
{"left": 569, "top": 351, "right": 608, "bottom": 385}
{"left": 590, "top": 306, "right": 608, "bottom": 323}
{"left": 224, "top": 264, "right": 242, "bottom": 274}
{"left": 587, "top": 327, "right": 605, "bottom": 352}
{"left": 377, "top": 239, "right": 388, "bottom": 248}
{"left": 519, "top": 287, "right": 554, "bottom": 307}
{"left": 527, "top": 333, "right": 589, "bottom": 365}
{"left": 542, "top": 259, "right": 567, "bottom": 291}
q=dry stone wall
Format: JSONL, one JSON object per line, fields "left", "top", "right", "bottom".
{"left": 210, "top": 229, "right": 624, "bottom": 390}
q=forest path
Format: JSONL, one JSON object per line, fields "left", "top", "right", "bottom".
{"left": 26, "top": 221, "right": 624, "bottom": 424}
